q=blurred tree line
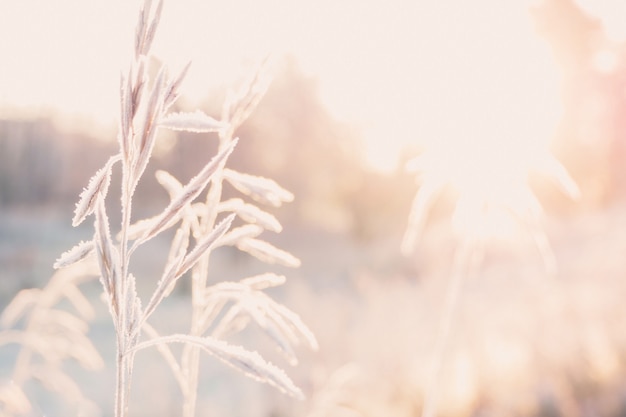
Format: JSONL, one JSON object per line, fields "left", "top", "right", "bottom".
{"left": 0, "top": 59, "right": 414, "bottom": 241}
{"left": 534, "top": 0, "right": 626, "bottom": 206}
{"left": 3, "top": 0, "right": 626, "bottom": 239}
{"left": 0, "top": 118, "right": 117, "bottom": 207}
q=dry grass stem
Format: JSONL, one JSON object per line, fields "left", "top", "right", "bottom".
{"left": 0, "top": 263, "right": 104, "bottom": 416}
{"left": 47, "top": 1, "right": 316, "bottom": 416}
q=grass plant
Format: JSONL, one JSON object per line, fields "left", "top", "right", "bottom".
{"left": 0, "top": 262, "right": 103, "bottom": 416}
{"left": 48, "top": 0, "right": 316, "bottom": 416}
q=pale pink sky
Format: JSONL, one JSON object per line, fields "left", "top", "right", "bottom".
{"left": 0, "top": 0, "right": 621, "bottom": 171}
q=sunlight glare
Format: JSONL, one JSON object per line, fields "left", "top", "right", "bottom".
{"left": 357, "top": 1, "right": 564, "bottom": 173}
{"left": 403, "top": 1, "right": 577, "bottom": 250}
{"left": 592, "top": 49, "right": 619, "bottom": 74}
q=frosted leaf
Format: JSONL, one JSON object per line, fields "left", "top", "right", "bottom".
{"left": 222, "top": 57, "right": 274, "bottom": 129}
{"left": 138, "top": 139, "right": 238, "bottom": 244}
{"left": 119, "top": 72, "right": 131, "bottom": 160}
{"left": 143, "top": 0, "right": 164, "bottom": 57}
{"left": 166, "top": 224, "right": 191, "bottom": 268}
{"left": 198, "top": 297, "right": 230, "bottom": 334}
{"left": 262, "top": 319, "right": 298, "bottom": 365}
{"left": 211, "top": 304, "right": 249, "bottom": 339}
{"left": 160, "top": 110, "right": 228, "bottom": 133}
{"left": 134, "top": 0, "right": 148, "bottom": 57}
{"left": 227, "top": 285, "right": 318, "bottom": 361}
{"left": 133, "top": 334, "right": 304, "bottom": 399}
{"left": 123, "top": 216, "right": 160, "bottom": 241}
{"left": 203, "top": 338, "right": 303, "bottom": 399}
{"left": 155, "top": 169, "right": 183, "bottom": 196}
{"left": 155, "top": 170, "right": 202, "bottom": 238}
{"left": 141, "top": 250, "right": 185, "bottom": 327}
{"left": 125, "top": 273, "right": 142, "bottom": 338}
{"left": 198, "top": 279, "right": 316, "bottom": 361}
{"left": 217, "top": 224, "right": 264, "bottom": 247}
{"left": 164, "top": 61, "right": 192, "bottom": 110}
{"left": 131, "top": 58, "right": 146, "bottom": 117}
{"left": 237, "top": 204, "right": 282, "bottom": 232}
{"left": 72, "top": 154, "right": 121, "bottom": 227}
{"left": 135, "top": 0, "right": 163, "bottom": 57}
{"left": 176, "top": 214, "right": 235, "bottom": 277}
{"left": 217, "top": 297, "right": 299, "bottom": 363}
{"left": 94, "top": 200, "right": 119, "bottom": 317}
{"left": 269, "top": 302, "right": 319, "bottom": 351}
{"left": 219, "top": 198, "right": 282, "bottom": 232}
{"left": 207, "top": 281, "right": 250, "bottom": 294}
{"left": 240, "top": 273, "right": 286, "bottom": 290}
{"left": 131, "top": 66, "right": 166, "bottom": 192}
{"left": 218, "top": 198, "right": 242, "bottom": 210}
{"left": 54, "top": 240, "right": 94, "bottom": 269}
{"left": 192, "top": 202, "right": 207, "bottom": 217}
{"left": 161, "top": 249, "right": 186, "bottom": 298}
{"left": 141, "top": 323, "right": 185, "bottom": 388}
{"left": 122, "top": 212, "right": 187, "bottom": 244}
{"left": 223, "top": 169, "right": 293, "bottom": 207}
{"left": 237, "top": 238, "right": 301, "bottom": 267}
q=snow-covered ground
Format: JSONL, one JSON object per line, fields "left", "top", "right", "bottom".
{"left": 1, "top": 202, "right": 625, "bottom": 416}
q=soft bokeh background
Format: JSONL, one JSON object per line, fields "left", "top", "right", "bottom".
{"left": 1, "top": 0, "right": 626, "bottom": 416}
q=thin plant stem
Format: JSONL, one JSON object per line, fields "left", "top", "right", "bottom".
{"left": 115, "top": 351, "right": 126, "bottom": 417}
{"left": 115, "top": 168, "right": 134, "bottom": 417}
{"left": 421, "top": 239, "right": 479, "bottom": 417}
{"left": 182, "top": 136, "right": 230, "bottom": 417}
{"left": 183, "top": 255, "right": 206, "bottom": 417}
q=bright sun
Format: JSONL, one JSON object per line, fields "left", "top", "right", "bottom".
{"left": 400, "top": 1, "right": 579, "bottom": 258}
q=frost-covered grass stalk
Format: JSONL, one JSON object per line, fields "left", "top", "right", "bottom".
{"left": 54, "top": 1, "right": 316, "bottom": 416}
{"left": 0, "top": 262, "right": 103, "bottom": 416}
{"left": 169, "top": 61, "right": 318, "bottom": 417}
